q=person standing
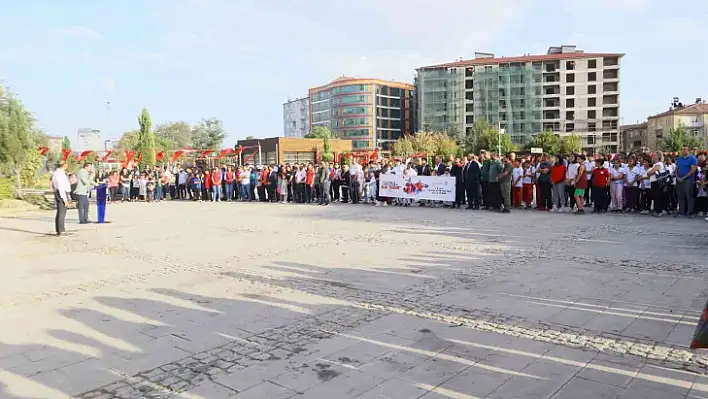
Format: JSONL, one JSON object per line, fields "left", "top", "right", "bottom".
{"left": 487, "top": 153, "right": 503, "bottom": 211}
{"left": 211, "top": 167, "right": 222, "bottom": 202}
{"left": 479, "top": 152, "right": 490, "bottom": 209}
{"left": 465, "top": 154, "right": 481, "bottom": 209}
{"left": 450, "top": 157, "right": 464, "bottom": 209}
{"left": 75, "top": 162, "right": 94, "bottom": 224}
{"left": 497, "top": 154, "right": 513, "bottom": 213}
{"left": 676, "top": 147, "right": 698, "bottom": 217}
{"left": 318, "top": 161, "right": 331, "bottom": 206}
{"left": 51, "top": 161, "right": 72, "bottom": 236}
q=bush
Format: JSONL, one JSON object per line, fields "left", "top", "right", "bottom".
{"left": 0, "top": 178, "right": 15, "bottom": 199}
{"left": 322, "top": 153, "right": 334, "bottom": 162}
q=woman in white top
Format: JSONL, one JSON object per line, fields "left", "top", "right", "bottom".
{"left": 624, "top": 157, "right": 641, "bottom": 212}
{"left": 609, "top": 158, "right": 626, "bottom": 212}
{"left": 565, "top": 155, "right": 579, "bottom": 211}
{"left": 646, "top": 151, "right": 667, "bottom": 216}
{"left": 584, "top": 157, "right": 594, "bottom": 205}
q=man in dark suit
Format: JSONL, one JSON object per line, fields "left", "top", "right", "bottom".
{"left": 434, "top": 156, "right": 445, "bottom": 176}
{"left": 417, "top": 157, "right": 431, "bottom": 176}
{"left": 465, "top": 154, "right": 481, "bottom": 209}
{"left": 450, "top": 157, "right": 464, "bottom": 209}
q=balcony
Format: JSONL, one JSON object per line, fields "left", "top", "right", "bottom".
{"left": 603, "top": 95, "right": 618, "bottom": 105}
{"left": 603, "top": 57, "right": 620, "bottom": 68}
{"left": 543, "top": 100, "right": 560, "bottom": 109}
{"left": 543, "top": 88, "right": 561, "bottom": 97}
{"left": 603, "top": 82, "right": 619, "bottom": 93}
{"left": 603, "top": 70, "right": 619, "bottom": 80}
{"left": 543, "top": 74, "right": 560, "bottom": 84}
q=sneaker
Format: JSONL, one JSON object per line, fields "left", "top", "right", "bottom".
{"left": 562, "top": 207, "right": 570, "bottom": 213}
{"left": 501, "top": 209, "right": 511, "bottom": 213}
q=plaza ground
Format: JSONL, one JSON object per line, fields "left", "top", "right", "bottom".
{"left": 0, "top": 201, "right": 706, "bottom": 399}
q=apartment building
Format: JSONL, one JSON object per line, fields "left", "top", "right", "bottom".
{"left": 283, "top": 97, "right": 310, "bottom": 138}
{"left": 76, "top": 128, "right": 101, "bottom": 152}
{"left": 417, "top": 45, "right": 623, "bottom": 153}
{"left": 309, "top": 76, "right": 415, "bottom": 150}
{"left": 647, "top": 101, "right": 708, "bottom": 150}
{"left": 620, "top": 122, "right": 649, "bottom": 152}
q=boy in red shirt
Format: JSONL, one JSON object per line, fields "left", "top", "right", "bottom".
{"left": 211, "top": 167, "right": 222, "bottom": 202}
{"left": 204, "top": 169, "right": 211, "bottom": 201}
{"left": 591, "top": 159, "right": 610, "bottom": 213}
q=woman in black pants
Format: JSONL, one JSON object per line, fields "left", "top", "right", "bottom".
{"left": 646, "top": 151, "right": 668, "bottom": 216}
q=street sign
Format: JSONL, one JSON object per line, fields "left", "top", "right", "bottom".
{"left": 530, "top": 147, "right": 543, "bottom": 154}
{"left": 498, "top": 129, "right": 506, "bottom": 135}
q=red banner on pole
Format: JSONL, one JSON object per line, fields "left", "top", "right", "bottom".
{"left": 61, "top": 149, "right": 72, "bottom": 161}
{"left": 101, "top": 151, "right": 113, "bottom": 161}
{"left": 199, "top": 150, "right": 214, "bottom": 158}
{"left": 171, "top": 150, "right": 185, "bottom": 162}
{"left": 137, "top": 152, "right": 143, "bottom": 165}
{"left": 217, "top": 149, "right": 235, "bottom": 159}
{"left": 38, "top": 146, "right": 49, "bottom": 155}
{"left": 156, "top": 151, "right": 165, "bottom": 161}
{"left": 78, "top": 150, "right": 94, "bottom": 161}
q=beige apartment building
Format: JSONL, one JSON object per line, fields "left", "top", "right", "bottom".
{"left": 647, "top": 103, "right": 708, "bottom": 150}
{"left": 417, "top": 45, "right": 622, "bottom": 153}
{"left": 620, "top": 122, "right": 648, "bottom": 152}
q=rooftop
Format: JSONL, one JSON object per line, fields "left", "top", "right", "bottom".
{"left": 418, "top": 45, "right": 623, "bottom": 70}
{"left": 309, "top": 76, "right": 415, "bottom": 92}
{"left": 648, "top": 103, "right": 708, "bottom": 119}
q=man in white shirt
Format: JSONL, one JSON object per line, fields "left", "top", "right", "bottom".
{"left": 51, "top": 161, "right": 72, "bottom": 236}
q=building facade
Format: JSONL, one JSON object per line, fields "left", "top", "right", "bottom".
{"left": 620, "top": 122, "right": 648, "bottom": 152}
{"left": 283, "top": 97, "right": 310, "bottom": 138}
{"left": 76, "top": 128, "right": 101, "bottom": 152}
{"left": 46, "top": 136, "right": 62, "bottom": 154}
{"left": 647, "top": 103, "right": 708, "bottom": 150}
{"left": 235, "top": 137, "right": 352, "bottom": 165}
{"left": 104, "top": 139, "right": 117, "bottom": 151}
{"left": 417, "top": 45, "right": 623, "bottom": 153}
{"left": 309, "top": 77, "right": 415, "bottom": 150}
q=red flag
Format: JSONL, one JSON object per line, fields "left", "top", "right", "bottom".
{"left": 199, "top": 149, "right": 214, "bottom": 158}
{"left": 101, "top": 151, "right": 113, "bottom": 161}
{"left": 218, "top": 148, "right": 235, "bottom": 159}
{"left": 61, "top": 149, "right": 72, "bottom": 161}
{"left": 137, "top": 152, "right": 143, "bottom": 165}
{"left": 38, "top": 146, "right": 49, "bottom": 155}
{"left": 122, "top": 151, "right": 136, "bottom": 168}
{"left": 156, "top": 151, "right": 165, "bottom": 161}
{"left": 171, "top": 150, "right": 185, "bottom": 162}
{"left": 79, "top": 150, "right": 94, "bottom": 161}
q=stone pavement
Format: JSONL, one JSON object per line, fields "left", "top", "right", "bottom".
{"left": 0, "top": 201, "right": 706, "bottom": 399}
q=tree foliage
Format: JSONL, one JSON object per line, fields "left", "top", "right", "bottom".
{"left": 560, "top": 132, "right": 582, "bottom": 154}
{"left": 137, "top": 107, "right": 157, "bottom": 167}
{"left": 464, "top": 120, "right": 517, "bottom": 155}
{"left": 245, "top": 135, "right": 256, "bottom": 140}
{"left": 305, "top": 125, "right": 333, "bottom": 140}
{"left": 154, "top": 121, "right": 192, "bottom": 151}
{"left": 62, "top": 136, "right": 71, "bottom": 150}
{"left": 392, "top": 131, "right": 458, "bottom": 158}
{"left": 525, "top": 130, "right": 561, "bottom": 155}
{"left": 661, "top": 124, "right": 701, "bottom": 152}
{"left": 0, "top": 90, "right": 35, "bottom": 198}
{"left": 191, "top": 117, "right": 226, "bottom": 150}
{"left": 114, "top": 130, "right": 140, "bottom": 152}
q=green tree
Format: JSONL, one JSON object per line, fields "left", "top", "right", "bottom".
{"left": 305, "top": 125, "right": 333, "bottom": 139}
{"left": 463, "top": 120, "right": 516, "bottom": 154}
{"left": 154, "top": 121, "right": 192, "bottom": 150}
{"left": 114, "top": 130, "right": 140, "bottom": 152}
{"left": 61, "top": 136, "right": 71, "bottom": 150}
{"left": 661, "top": 124, "right": 701, "bottom": 152}
{"left": 392, "top": 131, "right": 458, "bottom": 158}
{"left": 0, "top": 91, "right": 34, "bottom": 198}
{"left": 191, "top": 117, "right": 226, "bottom": 150}
{"left": 245, "top": 135, "right": 256, "bottom": 140}
{"left": 137, "top": 107, "right": 156, "bottom": 167}
{"left": 526, "top": 130, "right": 561, "bottom": 155}
{"left": 560, "top": 132, "right": 582, "bottom": 154}
{"left": 392, "top": 135, "right": 415, "bottom": 157}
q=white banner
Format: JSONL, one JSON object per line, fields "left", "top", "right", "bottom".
{"left": 379, "top": 174, "right": 456, "bottom": 201}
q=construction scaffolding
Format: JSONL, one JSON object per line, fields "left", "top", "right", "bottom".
{"left": 418, "top": 68, "right": 465, "bottom": 135}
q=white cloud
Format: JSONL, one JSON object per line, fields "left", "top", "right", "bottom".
{"left": 51, "top": 26, "right": 103, "bottom": 40}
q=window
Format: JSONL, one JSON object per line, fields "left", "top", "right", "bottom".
{"left": 588, "top": 59, "right": 597, "bottom": 68}
{"left": 691, "top": 129, "right": 699, "bottom": 137}
{"left": 588, "top": 110, "right": 596, "bottom": 119}
{"left": 588, "top": 85, "right": 597, "bottom": 94}
{"left": 566, "top": 61, "right": 575, "bottom": 70}
{"left": 566, "top": 73, "right": 575, "bottom": 83}
{"left": 588, "top": 72, "right": 596, "bottom": 82}
{"left": 352, "top": 140, "right": 370, "bottom": 149}
{"left": 587, "top": 135, "right": 596, "bottom": 145}
{"left": 566, "top": 99, "right": 575, "bottom": 108}
{"left": 332, "top": 95, "right": 370, "bottom": 105}
{"left": 656, "top": 129, "right": 664, "bottom": 138}
{"left": 566, "top": 111, "right": 575, "bottom": 120}
{"left": 332, "top": 84, "right": 369, "bottom": 94}
{"left": 566, "top": 86, "right": 575, "bottom": 95}
{"left": 588, "top": 97, "right": 596, "bottom": 107}
{"left": 588, "top": 122, "right": 596, "bottom": 132}
{"left": 341, "top": 129, "right": 369, "bottom": 138}
{"left": 566, "top": 123, "right": 574, "bottom": 132}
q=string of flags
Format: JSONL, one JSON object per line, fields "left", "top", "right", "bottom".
{"left": 38, "top": 146, "right": 255, "bottom": 167}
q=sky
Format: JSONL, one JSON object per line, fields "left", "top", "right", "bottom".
{"left": 0, "top": 0, "right": 706, "bottom": 148}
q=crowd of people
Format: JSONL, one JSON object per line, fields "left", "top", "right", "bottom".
{"left": 77, "top": 146, "right": 707, "bottom": 220}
